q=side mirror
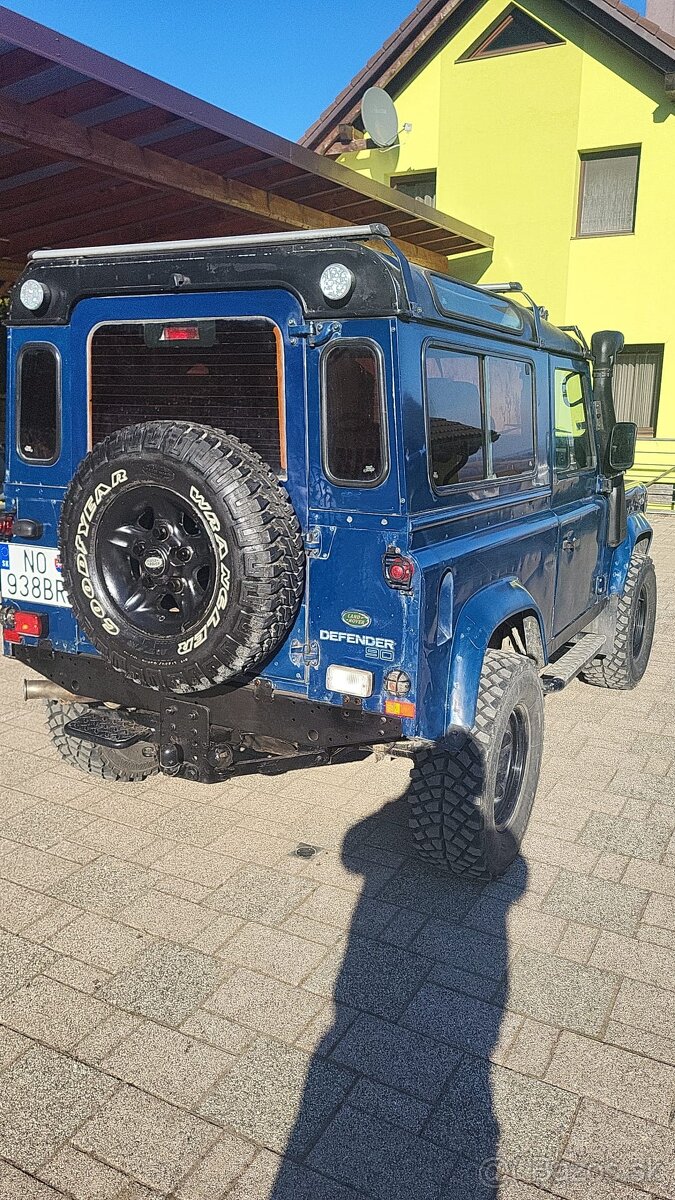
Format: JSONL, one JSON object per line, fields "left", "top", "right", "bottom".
{"left": 607, "top": 421, "right": 637, "bottom": 474}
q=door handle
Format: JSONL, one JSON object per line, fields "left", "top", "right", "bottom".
{"left": 562, "top": 531, "right": 578, "bottom": 553}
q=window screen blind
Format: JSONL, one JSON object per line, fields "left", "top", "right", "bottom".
{"left": 579, "top": 152, "right": 639, "bottom": 236}
{"left": 613, "top": 346, "right": 662, "bottom": 433}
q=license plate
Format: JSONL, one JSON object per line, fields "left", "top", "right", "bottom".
{"left": 0, "top": 544, "right": 71, "bottom": 608}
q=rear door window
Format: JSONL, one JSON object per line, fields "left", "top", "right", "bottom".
{"left": 17, "top": 343, "right": 60, "bottom": 464}
{"left": 322, "top": 341, "right": 387, "bottom": 486}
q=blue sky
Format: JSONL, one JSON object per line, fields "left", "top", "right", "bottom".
{"left": 4, "top": 0, "right": 648, "bottom": 141}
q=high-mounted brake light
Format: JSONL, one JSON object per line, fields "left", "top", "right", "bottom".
{"left": 160, "top": 325, "right": 200, "bottom": 342}
{"left": 383, "top": 552, "right": 415, "bottom": 590}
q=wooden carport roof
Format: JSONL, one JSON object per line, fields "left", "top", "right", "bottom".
{"left": 0, "top": 5, "right": 492, "bottom": 289}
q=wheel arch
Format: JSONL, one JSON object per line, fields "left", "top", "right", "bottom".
{"left": 444, "top": 579, "right": 547, "bottom": 734}
{"left": 609, "top": 511, "right": 653, "bottom": 597}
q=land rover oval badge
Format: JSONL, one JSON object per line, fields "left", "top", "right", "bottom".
{"left": 341, "top": 610, "right": 371, "bottom": 629}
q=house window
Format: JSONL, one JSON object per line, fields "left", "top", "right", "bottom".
{"left": 391, "top": 171, "right": 437, "bottom": 207}
{"left": 613, "top": 344, "right": 663, "bottom": 436}
{"left": 577, "top": 149, "right": 640, "bottom": 237}
{"left": 460, "top": 5, "right": 563, "bottom": 60}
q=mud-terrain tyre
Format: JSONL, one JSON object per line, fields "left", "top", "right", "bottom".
{"left": 46, "top": 701, "right": 159, "bottom": 782}
{"left": 58, "top": 422, "right": 304, "bottom": 693}
{"left": 408, "top": 650, "right": 544, "bottom": 880}
{"left": 580, "top": 551, "right": 656, "bottom": 690}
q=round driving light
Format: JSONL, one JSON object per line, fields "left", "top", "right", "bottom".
{"left": 319, "top": 262, "right": 354, "bottom": 303}
{"left": 19, "top": 279, "right": 47, "bottom": 312}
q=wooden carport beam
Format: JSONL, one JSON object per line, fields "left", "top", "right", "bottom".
{"left": 0, "top": 95, "right": 452, "bottom": 274}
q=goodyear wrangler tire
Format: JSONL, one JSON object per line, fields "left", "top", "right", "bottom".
{"left": 580, "top": 551, "right": 656, "bottom": 691}
{"left": 59, "top": 421, "right": 304, "bottom": 693}
{"left": 408, "top": 650, "right": 544, "bottom": 879}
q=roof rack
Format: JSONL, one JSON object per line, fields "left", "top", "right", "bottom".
{"left": 28, "top": 224, "right": 392, "bottom": 263}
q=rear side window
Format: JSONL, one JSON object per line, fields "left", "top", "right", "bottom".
{"left": 322, "top": 341, "right": 387, "bottom": 486}
{"left": 17, "top": 344, "right": 60, "bottom": 463}
{"left": 425, "top": 345, "right": 536, "bottom": 490}
{"left": 426, "top": 349, "right": 485, "bottom": 487}
{"left": 486, "top": 357, "right": 535, "bottom": 477}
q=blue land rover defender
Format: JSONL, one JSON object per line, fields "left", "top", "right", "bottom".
{"left": 1, "top": 225, "right": 655, "bottom": 879}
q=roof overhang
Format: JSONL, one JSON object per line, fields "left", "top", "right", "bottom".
{"left": 0, "top": 5, "right": 492, "bottom": 286}
{"left": 303, "top": 0, "right": 675, "bottom": 154}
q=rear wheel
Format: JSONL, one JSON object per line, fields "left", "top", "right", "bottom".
{"left": 46, "top": 701, "right": 159, "bottom": 783}
{"left": 408, "top": 650, "right": 544, "bottom": 879}
{"left": 581, "top": 550, "right": 656, "bottom": 690}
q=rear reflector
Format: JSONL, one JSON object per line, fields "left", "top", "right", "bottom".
{"left": 3, "top": 629, "right": 21, "bottom": 644}
{"left": 385, "top": 699, "right": 416, "bottom": 718}
{"left": 0, "top": 514, "right": 15, "bottom": 540}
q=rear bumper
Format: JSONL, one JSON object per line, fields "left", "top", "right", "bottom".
{"left": 14, "top": 646, "right": 403, "bottom": 781}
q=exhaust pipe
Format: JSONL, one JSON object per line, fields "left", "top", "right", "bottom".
{"left": 23, "top": 679, "right": 96, "bottom": 703}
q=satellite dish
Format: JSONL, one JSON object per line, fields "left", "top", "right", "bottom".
{"left": 361, "top": 87, "right": 399, "bottom": 148}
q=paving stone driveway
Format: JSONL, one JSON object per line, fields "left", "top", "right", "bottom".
{"left": 0, "top": 522, "right": 673, "bottom": 1199}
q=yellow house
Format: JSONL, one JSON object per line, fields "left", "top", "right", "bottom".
{"left": 303, "top": 0, "right": 675, "bottom": 506}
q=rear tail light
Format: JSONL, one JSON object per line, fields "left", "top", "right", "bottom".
{"left": 384, "top": 669, "right": 412, "bottom": 696}
{"left": 1, "top": 609, "right": 45, "bottom": 642}
{"left": 0, "top": 514, "right": 15, "bottom": 540}
{"left": 13, "top": 612, "right": 44, "bottom": 637}
{"left": 383, "top": 552, "right": 415, "bottom": 591}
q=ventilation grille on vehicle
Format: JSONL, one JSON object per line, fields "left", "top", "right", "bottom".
{"left": 90, "top": 319, "right": 283, "bottom": 472}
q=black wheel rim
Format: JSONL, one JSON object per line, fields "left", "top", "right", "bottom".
{"left": 494, "top": 704, "right": 530, "bottom": 830}
{"left": 96, "top": 485, "right": 218, "bottom": 637}
{"left": 632, "top": 584, "right": 649, "bottom": 659}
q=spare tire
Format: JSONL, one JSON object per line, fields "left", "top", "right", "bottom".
{"left": 59, "top": 421, "right": 304, "bottom": 693}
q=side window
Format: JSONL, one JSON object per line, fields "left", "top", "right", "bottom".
{"left": 426, "top": 348, "right": 485, "bottom": 487}
{"left": 486, "top": 357, "right": 535, "bottom": 478}
{"left": 553, "top": 368, "right": 595, "bottom": 473}
{"left": 322, "top": 342, "right": 387, "bottom": 486}
{"left": 18, "top": 344, "right": 60, "bottom": 463}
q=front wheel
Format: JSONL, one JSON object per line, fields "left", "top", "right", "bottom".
{"left": 408, "top": 650, "right": 544, "bottom": 880}
{"left": 46, "top": 701, "right": 159, "bottom": 783}
{"left": 581, "top": 551, "right": 656, "bottom": 690}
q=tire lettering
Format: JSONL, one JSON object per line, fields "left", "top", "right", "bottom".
{"left": 74, "top": 469, "right": 127, "bottom": 635}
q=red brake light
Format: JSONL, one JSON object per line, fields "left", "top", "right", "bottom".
{"left": 12, "top": 612, "right": 43, "bottom": 637}
{"left": 160, "top": 325, "right": 200, "bottom": 342}
{"left": 384, "top": 553, "right": 415, "bottom": 590}
{"left": 0, "top": 514, "right": 15, "bottom": 540}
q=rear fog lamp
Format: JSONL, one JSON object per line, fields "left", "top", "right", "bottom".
{"left": 385, "top": 699, "right": 416, "bottom": 718}
{"left": 326, "top": 665, "right": 373, "bottom": 698}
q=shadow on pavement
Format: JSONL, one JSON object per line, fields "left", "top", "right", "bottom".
{"left": 268, "top": 756, "right": 527, "bottom": 1200}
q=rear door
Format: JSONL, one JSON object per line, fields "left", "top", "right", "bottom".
{"left": 303, "top": 321, "right": 411, "bottom": 713}
{"left": 550, "top": 357, "right": 606, "bottom": 636}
